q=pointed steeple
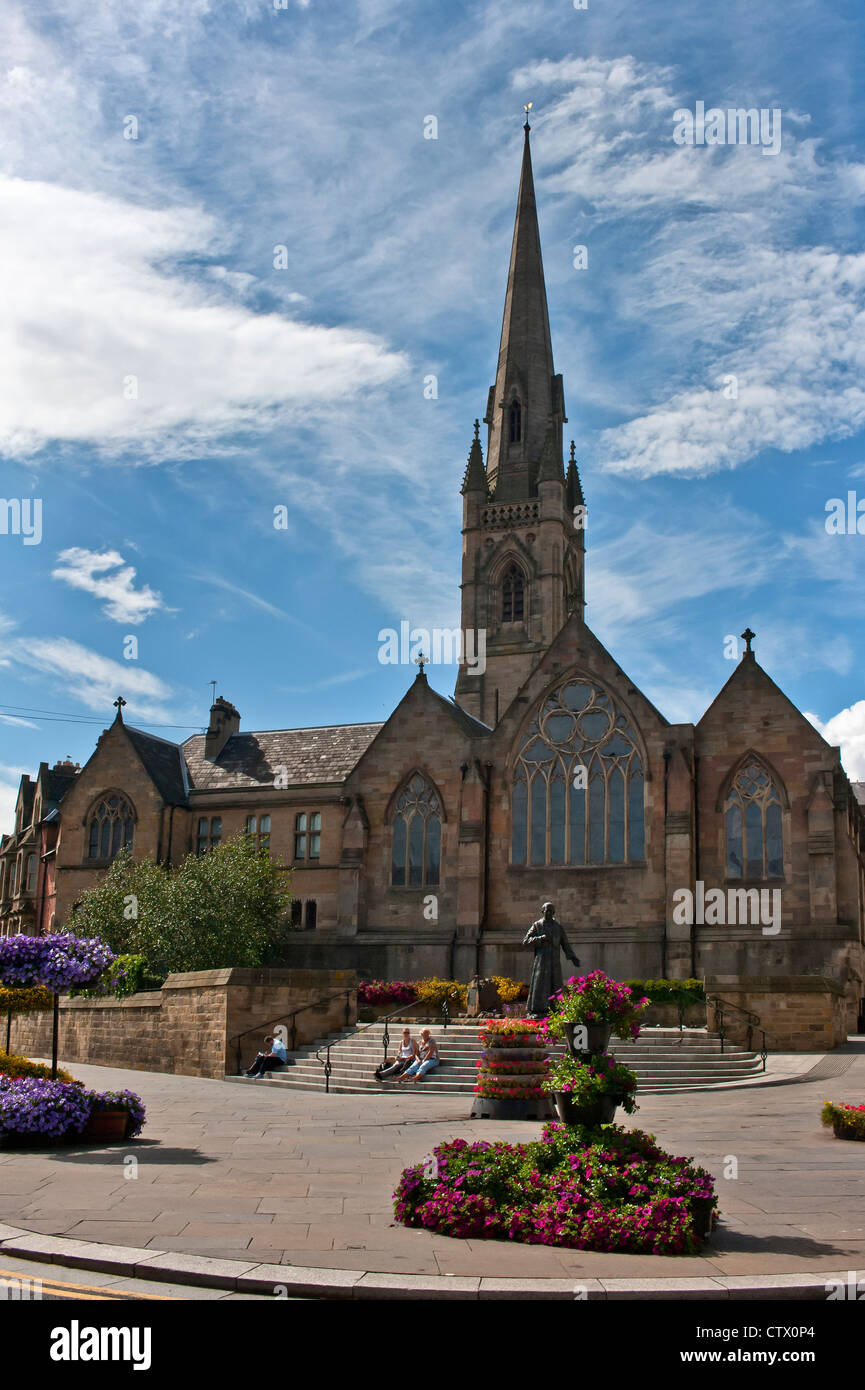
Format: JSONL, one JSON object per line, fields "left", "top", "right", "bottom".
{"left": 461, "top": 419, "right": 488, "bottom": 496}
{"left": 484, "top": 118, "right": 565, "bottom": 501}
{"left": 537, "top": 425, "right": 562, "bottom": 485}
{"left": 565, "top": 440, "right": 585, "bottom": 510}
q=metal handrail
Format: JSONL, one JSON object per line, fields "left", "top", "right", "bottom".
{"left": 706, "top": 993, "right": 770, "bottom": 1070}
{"left": 229, "top": 989, "right": 353, "bottom": 1075}
{"left": 316, "top": 990, "right": 460, "bottom": 1093}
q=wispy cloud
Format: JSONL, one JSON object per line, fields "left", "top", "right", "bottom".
{"left": 10, "top": 637, "right": 174, "bottom": 721}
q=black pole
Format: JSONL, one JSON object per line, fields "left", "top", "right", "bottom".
{"left": 51, "top": 993, "right": 59, "bottom": 1080}
{"left": 5, "top": 1009, "right": 10, "bottom": 1055}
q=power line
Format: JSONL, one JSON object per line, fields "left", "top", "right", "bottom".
{"left": 0, "top": 703, "right": 205, "bottom": 731}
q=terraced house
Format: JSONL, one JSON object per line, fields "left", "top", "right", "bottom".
{"left": 2, "top": 123, "right": 864, "bottom": 1036}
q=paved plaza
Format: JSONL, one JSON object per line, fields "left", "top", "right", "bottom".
{"left": 1, "top": 1048, "right": 863, "bottom": 1290}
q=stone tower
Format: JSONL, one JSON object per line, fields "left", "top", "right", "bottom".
{"left": 455, "top": 118, "right": 586, "bottom": 728}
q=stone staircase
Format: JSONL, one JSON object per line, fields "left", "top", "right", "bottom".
{"left": 228, "top": 1022, "right": 766, "bottom": 1095}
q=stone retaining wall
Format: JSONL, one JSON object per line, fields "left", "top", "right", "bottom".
{"left": 705, "top": 975, "right": 848, "bottom": 1052}
{"left": 8, "top": 968, "right": 357, "bottom": 1080}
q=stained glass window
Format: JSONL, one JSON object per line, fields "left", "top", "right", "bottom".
{"left": 391, "top": 774, "right": 442, "bottom": 887}
{"left": 724, "top": 761, "right": 784, "bottom": 879}
{"left": 511, "top": 677, "right": 645, "bottom": 866}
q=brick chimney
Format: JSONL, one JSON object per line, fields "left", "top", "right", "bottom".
{"left": 205, "top": 697, "right": 241, "bottom": 760}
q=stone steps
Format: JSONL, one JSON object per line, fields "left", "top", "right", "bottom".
{"left": 229, "top": 1022, "right": 765, "bottom": 1094}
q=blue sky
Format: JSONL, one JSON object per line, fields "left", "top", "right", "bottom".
{"left": 1, "top": 0, "right": 864, "bottom": 831}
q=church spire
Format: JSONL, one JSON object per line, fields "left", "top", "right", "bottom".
{"left": 484, "top": 117, "right": 565, "bottom": 502}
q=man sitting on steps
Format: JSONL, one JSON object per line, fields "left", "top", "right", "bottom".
{"left": 397, "top": 1029, "right": 440, "bottom": 1083}
{"left": 245, "top": 1033, "right": 287, "bottom": 1077}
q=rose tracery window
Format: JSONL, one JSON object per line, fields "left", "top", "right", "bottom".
{"left": 391, "top": 774, "right": 441, "bottom": 887}
{"left": 88, "top": 794, "right": 135, "bottom": 860}
{"left": 724, "top": 761, "right": 784, "bottom": 879}
{"left": 511, "top": 678, "right": 645, "bottom": 866}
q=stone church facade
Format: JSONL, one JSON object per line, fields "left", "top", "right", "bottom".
{"left": 2, "top": 124, "right": 864, "bottom": 1025}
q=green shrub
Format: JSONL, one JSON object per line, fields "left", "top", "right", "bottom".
{"left": 624, "top": 978, "right": 705, "bottom": 1009}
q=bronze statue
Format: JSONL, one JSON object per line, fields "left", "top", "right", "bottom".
{"left": 522, "top": 902, "right": 580, "bottom": 1018}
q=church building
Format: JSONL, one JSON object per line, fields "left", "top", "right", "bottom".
{"left": 2, "top": 122, "right": 863, "bottom": 1028}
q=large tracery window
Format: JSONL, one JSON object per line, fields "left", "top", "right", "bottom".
{"left": 88, "top": 794, "right": 135, "bottom": 860}
{"left": 724, "top": 761, "right": 784, "bottom": 879}
{"left": 391, "top": 774, "right": 441, "bottom": 887}
{"left": 501, "top": 564, "right": 525, "bottom": 623}
{"left": 511, "top": 678, "right": 645, "bottom": 866}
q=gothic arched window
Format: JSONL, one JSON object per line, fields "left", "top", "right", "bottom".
{"left": 391, "top": 774, "right": 441, "bottom": 887}
{"left": 511, "top": 677, "right": 645, "bottom": 866}
{"left": 501, "top": 564, "right": 525, "bottom": 623}
{"left": 87, "top": 794, "right": 135, "bottom": 860}
{"left": 509, "top": 399, "right": 522, "bottom": 443}
{"left": 724, "top": 761, "right": 784, "bottom": 879}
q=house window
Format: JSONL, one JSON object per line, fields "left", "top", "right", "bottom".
{"left": 245, "top": 814, "right": 271, "bottom": 851}
{"left": 304, "top": 900, "right": 317, "bottom": 930}
{"left": 196, "top": 816, "right": 222, "bottom": 855}
{"left": 391, "top": 774, "right": 441, "bottom": 887}
{"left": 509, "top": 399, "right": 522, "bottom": 443}
{"left": 87, "top": 795, "right": 135, "bottom": 860}
{"left": 724, "top": 761, "right": 784, "bottom": 879}
{"left": 501, "top": 564, "right": 525, "bottom": 623}
{"left": 25, "top": 854, "right": 38, "bottom": 894}
{"left": 290, "top": 899, "right": 302, "bottom": 928}
{"left": 512, "top": 677, "right": 645, "bottom": 866}
{"left": 9, "top": 860, "right": 18, "bottom": 896}
{"left": 294, "top": 812, "right": 320, "bottom": 861}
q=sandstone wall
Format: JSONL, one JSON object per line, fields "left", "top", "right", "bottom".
{"left": 705, "top": 974, "right": 848, "bottom": 1052}
{"left": 8, "top": 968, "right": 356, "bottom": 1079}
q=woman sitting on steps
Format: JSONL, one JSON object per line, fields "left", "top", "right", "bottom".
{"left": 375, "top": 1028, "right": 419, "bottom": 1081}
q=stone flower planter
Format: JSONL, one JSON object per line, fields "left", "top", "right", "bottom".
{"left": 553, "top": 1091, "right": 620, "bottom": 1127}
{"left": 82, "top": 1109, "right": 129, "bottom": 1142}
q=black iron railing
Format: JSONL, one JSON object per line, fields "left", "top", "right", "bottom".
{"left": 316, "top": 990, "right": 460, "bottom": 1093}
{"left": 706, "top": 994, "right": 769, "bottom": 1070}
{"left": 229, "top": 988, "right": 353, "bottom": 1076}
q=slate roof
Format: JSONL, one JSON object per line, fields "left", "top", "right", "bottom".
{"left": 852, "top": 782, "right": 865, "bottom": 807}
{"left": 182, "top": 724, "right": 384, "bottom": 791}
{"left": 126, "top": 726, "right": 191, "bottom": 805}
{"left": 426, "top": 686, "right": 492, "bottom": 739}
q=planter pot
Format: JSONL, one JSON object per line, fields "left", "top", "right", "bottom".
{"left": 553, "top": 1091, "right": 619, "bottom": 1127}
{"left": 82, "top": 1109, "right": 129, "bottom": 1142}
{"left": 563, "top": 1022, "right": 613, "bottom": 1057}
{"left": 470, "top": 1095, "right": 555, "bottom": 1121}
{"left": 833, "top": 1121, "right": 865, "bottom": 1142}
{"left": 689, "top": 1196, "right": 716, "bottom": 1239}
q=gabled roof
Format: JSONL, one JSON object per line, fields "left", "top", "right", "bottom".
{"left": 125, "top": 726, "right": 190, "bottom": 805}
{"left": 853, "top": 782, "right": 865, "bottom": 807}
{"left": 426, "top": 685, "right": 492, "bottom": 738}
{"left": 182, "top": 723, "right": 384, "bottom": 791}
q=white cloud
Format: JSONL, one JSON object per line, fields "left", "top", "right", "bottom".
{"left": 0, "top": 714, "right": 38, "bottom": 729}
{"left": 52, "top": 548, "right": 166, "bottom": 625}
{"left": 0, "top": 176, "right": 408, "bottom": 460}
{"left": 805, "top": 701, "right": 865, "bottom": 781}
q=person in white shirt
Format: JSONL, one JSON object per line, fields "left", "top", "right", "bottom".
{"left": 398, "top": 1029, "right": 440, "bottom": 1083}
{"left": 245, "top": 1034, "right": 287, "bottom": 1077}
{"left": 375, "top": 1029, "right": 419, "bottom": 1081}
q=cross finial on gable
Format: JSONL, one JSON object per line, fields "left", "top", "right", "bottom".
{"left": 414, "top": 652, "right": 427, "bottom": 676}
{"left": 741, "top": 627, "right": 756, "bottom": 654}
{"left": 113, "top": 695, "right": 127, "bottom": 720}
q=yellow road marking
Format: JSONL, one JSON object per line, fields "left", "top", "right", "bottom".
{"left": 0, "top": 1266, "right": 176, "bottom": 1300}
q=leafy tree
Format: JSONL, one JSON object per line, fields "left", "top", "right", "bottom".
{"left": 69, "top": 837, "right": 295, "bottom": 978}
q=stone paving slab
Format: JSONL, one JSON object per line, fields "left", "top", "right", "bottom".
{"left": 0, "top": 1052, "right": 863, "bottom": 1297}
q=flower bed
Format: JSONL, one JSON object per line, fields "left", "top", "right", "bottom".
{"left": 821, "top": 1101, "right": 865, "bottom": 1141}
{"left": 0, "top": 1050, "right": 77, "bottom": 1084}
{"left": 394, "top": 1124, "right": 717, "bottom": 1253}
{"left": 0, "top": 1076, "right": 145, "bottom": 1145}
{"left": 357, "top": 977, "right": 529, "bottom": 1011}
